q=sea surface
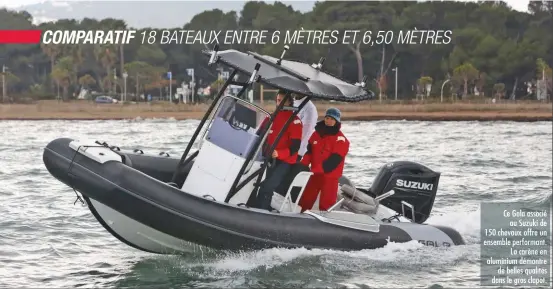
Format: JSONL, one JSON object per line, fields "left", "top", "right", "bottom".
{"left": 0, "top": 119, "right": 551, "bottom": 288}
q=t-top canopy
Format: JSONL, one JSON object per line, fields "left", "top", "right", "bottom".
{"left": 202, "top": 48, "right": 375, "bottom": 102}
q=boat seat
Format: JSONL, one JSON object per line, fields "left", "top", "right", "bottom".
{"left": 271, "top": 171, "right": 313, "bottom": 213}
{"left": 274, "top": 162, "right": 310, "bottom": 198}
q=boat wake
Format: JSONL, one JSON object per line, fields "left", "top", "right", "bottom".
{"left": 203, "top": 240, "right": 477, "bottom": 273}
{"left": 112, "top": 209, "right": 481, "bottom": 288}
{"left": 425, "top": 207, "right": 481, "bottom": 244}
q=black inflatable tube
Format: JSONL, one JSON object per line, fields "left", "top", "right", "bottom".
{"left": 43, "top": 138, "right": 463, "bottom": 252}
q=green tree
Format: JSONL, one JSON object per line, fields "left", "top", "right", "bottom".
{"left": 0, "top": 2, "right": 551, "bottom": 102}
{"left": 78, "top": 74, "right": 96, "bottom": 89}
{"left": 135, "top": 45, "right": 166, "bottom": 66}
{"left": 94, "top": 45, "right": 118, "bottom": 93}
{"left": 493, "top": 83, "right": 506, "bottom": 99}
{"left": 536, "top": 58, "right": 552, "bottom": 98}
{"left": 417, "top": 76, "right": 433, "bottom": 100}
{"left": 51, "top": 67, "right": 71, "bottom": 101}
{"left": 124, "top": 61, "right": 159, "bottom": 99}
{"left": 1, "top": 71, "right": 20, "bottom": 101}
{"left": 453, "top": 63, "right": 480, "bottom": 98}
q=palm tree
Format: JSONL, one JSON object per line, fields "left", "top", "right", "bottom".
{"left": 94, "top": 44, "right": 118, "bottom": 93}
{"left": 40, "top": 43, "right": 62, "bottom": 92}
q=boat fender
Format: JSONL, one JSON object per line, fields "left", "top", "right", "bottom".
{"left": 341, "top": 195, "right": 378, "bottom": 214}
{"left": 341, "top": 184, "right": 377, "bottom": 206}
{"left": 340, "top": 184, "right": 379, "bottom": 214}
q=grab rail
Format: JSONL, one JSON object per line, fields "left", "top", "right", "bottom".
{"left": 326, "top": 198, "right": 345, "bottom": 212}
{"left": 401, "top": 201, "right": 416, "bottom": 223}
{"left": 375, "top": 190, "right": 395, "bottom": 202}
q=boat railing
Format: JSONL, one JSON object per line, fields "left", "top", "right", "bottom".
{"left": 227, "top": 94, "right": 313, "bottom": 202}
{"left": 326, "top": 198, "right": 345, "bottom": 212}
{"left": 247, "top": 50, "right": 310, "bottom": 82}
{"left": 375, "top": 190, "right": 395, "bottom": 202}
{"left": 186, "top": 44, "right": 375, "bottom": 203}
{"left": 170, "top": 65, "right": 240, "bottom": 184}
{"left": 197, "top": 96, "right": 226, "bottom": 150}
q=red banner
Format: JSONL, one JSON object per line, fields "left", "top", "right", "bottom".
{"left": 0, "top": 30, "right": 42, "bottom": 44}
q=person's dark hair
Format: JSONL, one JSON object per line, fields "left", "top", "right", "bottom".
{"left": 277, "top": 89, "right": 291, "bottom": 97}
{"left": 277, "top": 89, "right": 293, "bottom": 105}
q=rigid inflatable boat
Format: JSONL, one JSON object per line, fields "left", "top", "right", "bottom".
{"left": 43, "top": 46, "right": 465, "bottom": 254}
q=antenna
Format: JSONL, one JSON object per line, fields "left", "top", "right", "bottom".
{"left": 208, "top": 44, "right": 219, "bottom": 65}
{"left": 248, "top": 63, "right": 261, "bottom": 84}
{"left": 276, "top": 45, "right": 289, "bottom": 65}
{"left": 311, "top": 57, "right": 326, "bottom": 70}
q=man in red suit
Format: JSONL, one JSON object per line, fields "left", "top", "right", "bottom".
{"left": 299, "top": 107, "right": 350, "bottom": 211}
{"left": 253, "top": 90, "right": 303, "bottom": 211}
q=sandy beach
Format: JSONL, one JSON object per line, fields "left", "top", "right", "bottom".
{"left": 0, "top": 100, "right": 551, "bottom": 122}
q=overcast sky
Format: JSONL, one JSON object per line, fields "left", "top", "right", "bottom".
{"left": 0, "top": 0, "right": 531, "bottom": 14}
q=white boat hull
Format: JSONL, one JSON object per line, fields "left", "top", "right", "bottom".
{"left": 87, "top": 198, "right": 213, "bottom": 254}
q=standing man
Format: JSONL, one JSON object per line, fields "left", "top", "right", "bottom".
{"left": 254, "top": 90, "right": 303, "bottom": 211}
{"left": 299, "top": 107, "right": 349, "bottom": 212}
{"left": 293, "top": 93, "right": 318, "bottom": 162}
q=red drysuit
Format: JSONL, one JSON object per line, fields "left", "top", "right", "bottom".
{"left": 259, "top": 110, "right": 303, "bottom": 164}
{"left": 299, "top": 120, "right": 349, "bottom": 211}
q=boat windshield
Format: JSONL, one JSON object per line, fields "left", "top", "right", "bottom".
{"left": 199, "top": 96, "right": 271, "bottom": 162}
{"left": 214, "top": 96, "right": 268, "bottom": 133}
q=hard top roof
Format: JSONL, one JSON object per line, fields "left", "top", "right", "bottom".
{"left": 202, "top": 48, "right": 375, "bottom": 102}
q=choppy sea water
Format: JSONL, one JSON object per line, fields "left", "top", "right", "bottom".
{"left": 0, "top": 119, "right": 551, "bottom": 288}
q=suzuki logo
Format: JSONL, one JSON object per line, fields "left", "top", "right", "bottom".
{"left": 396, "top": 179, "right": 433, "bottom": 191}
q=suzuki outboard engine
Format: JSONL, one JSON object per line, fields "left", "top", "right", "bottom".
{"left": 367, "top": 161, "right": 440, "bottom": 224}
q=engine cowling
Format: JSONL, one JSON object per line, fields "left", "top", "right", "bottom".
{"left": 367, "top": 161, "right": 440, "bottom": 224}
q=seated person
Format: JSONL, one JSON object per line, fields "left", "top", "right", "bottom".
{"left": 252, "top": 90, "right": 303, "bottom": 211}
{"left": 298, "top": 108, "right": 350, "bottom": 212}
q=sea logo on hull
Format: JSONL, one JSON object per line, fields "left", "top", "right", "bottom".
{"left": 396, "top": 179, "right": 433, "bottom": 191}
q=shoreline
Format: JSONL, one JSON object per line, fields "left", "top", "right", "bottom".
{"left": 1, "top": 112, "right": 551, "bottom": 122}
{"left": 1, "top": 101, "right": 551, "bottom": 122}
